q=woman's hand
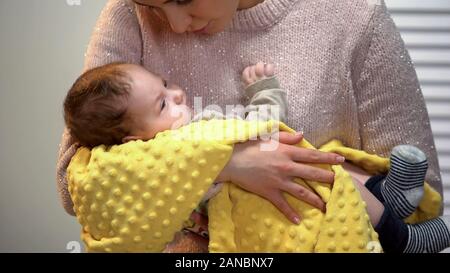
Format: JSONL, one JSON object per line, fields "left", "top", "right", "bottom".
{"left": 216, "top": 132, "right": 345, "bottom": 225}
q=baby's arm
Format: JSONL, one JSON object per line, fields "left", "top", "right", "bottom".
{"left": 242, "top": 62, "right": 288, "bottom": 123}
{"left": 194, "top": 63, "right": 288, "bottom": 205}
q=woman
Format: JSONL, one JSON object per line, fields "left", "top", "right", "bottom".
{"left": 57, "top": 0, "right": 442, "bottom": 234}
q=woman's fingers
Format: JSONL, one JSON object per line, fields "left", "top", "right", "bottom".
{"left": 277, "top": 131, "right": 303, "bottom": 145}
{"left": 285, "top": 162, "right": 335, "bottom": 183}
{"left": 266, "top": 191, "right": 301, "bottom": 225}
{"left": 286, "top": 145, "right": 345, "bottom": 165}
{"left": 282, "top": 182, "right": 325, "bottom": 212}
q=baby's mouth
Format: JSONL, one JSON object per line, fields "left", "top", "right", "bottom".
{"left": 172, "top": 107, "right": 193, "bottom": 128}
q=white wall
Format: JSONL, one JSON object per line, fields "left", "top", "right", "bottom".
{"left": 0, "top": 0, "right": 448, "bottom": 252}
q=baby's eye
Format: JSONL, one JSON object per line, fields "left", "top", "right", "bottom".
{"left": 160, "top": 98, "right": 166, "bottom": 111}
{"left": 163, "top": 79, "right": 168, "bottom": 88}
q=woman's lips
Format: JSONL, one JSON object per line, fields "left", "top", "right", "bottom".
{"left": 193, "top": 22, "right": 210, "bottom": 34}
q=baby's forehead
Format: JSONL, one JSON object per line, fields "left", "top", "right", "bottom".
{"left": 124, "top": 66, "right": 162, "bottom": 103}
{"left": 124, "top": 64, "right": 160, "bottom": 79}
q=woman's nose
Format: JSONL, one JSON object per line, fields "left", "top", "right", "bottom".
{"left": 165, "top": 8, "right": 192, "bottom": 34}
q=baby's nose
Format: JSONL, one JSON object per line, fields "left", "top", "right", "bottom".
{"left": 171, "top": 88, "right": 186, "bottom": 105}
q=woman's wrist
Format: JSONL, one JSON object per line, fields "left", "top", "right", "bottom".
{"left": 215, "top": 161, "right": 232, "bottom": 182}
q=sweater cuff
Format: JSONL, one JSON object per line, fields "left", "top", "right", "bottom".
{"left": 245, "top": 76, "right": 281, "bottom": 99}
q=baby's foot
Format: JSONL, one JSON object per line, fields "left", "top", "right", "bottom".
{"left": 242, "top": 62, "right": 275, "bottom": 88}
{"left": 382, "top": 145, "right": 428, "bottom": 219}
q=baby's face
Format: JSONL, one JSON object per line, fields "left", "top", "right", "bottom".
{"left": 123, "top": 64, "right": 191, "bottom": 142}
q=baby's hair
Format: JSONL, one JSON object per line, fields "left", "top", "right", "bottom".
{"left": 64, "top": 62, "right": 133, "bottom": 148}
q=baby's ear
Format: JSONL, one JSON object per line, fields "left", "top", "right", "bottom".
{"left": 122, "top": 135, "right": 142, "bottom": 143}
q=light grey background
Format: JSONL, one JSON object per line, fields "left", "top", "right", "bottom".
{"left": 0, "top": 0, "right": 108, "bottom": 253}
{"left": 0, "top": 0, "right": 449, "bottom": 252}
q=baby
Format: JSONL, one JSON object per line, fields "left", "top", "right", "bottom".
{"left": 64, "top": 62, "right": 450, "bottom": 253}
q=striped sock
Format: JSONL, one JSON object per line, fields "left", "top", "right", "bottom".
{"left": 381, "top": 145, "right": 428, "bottom": 219}
{"left": 404, "top": 216, "right": 450, "bottom": 253}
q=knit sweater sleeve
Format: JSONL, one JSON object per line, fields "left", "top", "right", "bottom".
{"left": 83, "top": 0, "right": 142, "bottom": 70}
{"left": 353, "top": 1, "right": 442, "bottom": 196}
{"left": 56, "top": 0, "right": 142, "bottom": 216}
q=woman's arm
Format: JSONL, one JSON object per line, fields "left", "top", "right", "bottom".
{"left": 56, "top": 128, "right": 79, "bottom": 215}
{"left": 56, "top": 0, "right": 142, "bottom": 215}
{"left": 352, "top": 2, "right": 442, "bottom": 197}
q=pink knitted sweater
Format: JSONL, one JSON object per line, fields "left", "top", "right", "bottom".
{"left": 57, "top": 0, "right": 442, "bottom": 215}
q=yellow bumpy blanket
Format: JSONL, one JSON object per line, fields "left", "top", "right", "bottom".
{"left": 67, "top": 119, "right": 441, "bottom": 252}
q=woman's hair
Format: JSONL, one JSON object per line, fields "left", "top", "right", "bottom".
{"left": 64, "top": 62, "right": 133, "bottom": 148}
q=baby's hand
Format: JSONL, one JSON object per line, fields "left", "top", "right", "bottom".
{"left": 163, "top": 231, "right": 208, "bottom": 253}
{"left": 242, "top": 62, "right": 275, "bottom": 89}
